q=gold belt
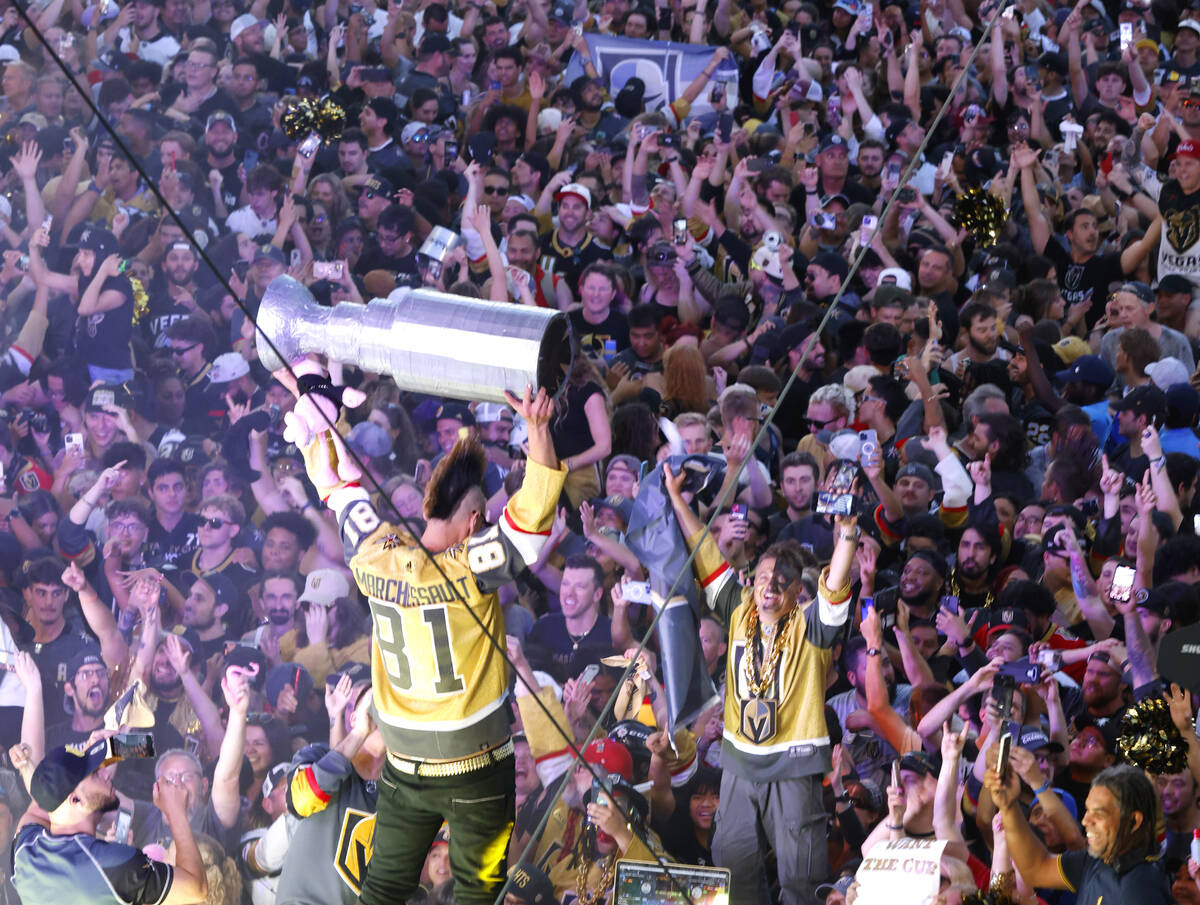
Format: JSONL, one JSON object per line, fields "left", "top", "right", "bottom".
{"left": 387, "top": 739, "right": 514, "bottom": 778}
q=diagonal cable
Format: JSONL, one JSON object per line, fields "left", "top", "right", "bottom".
{"left": 12, "top": 4, "right": 693, "bottom": 897}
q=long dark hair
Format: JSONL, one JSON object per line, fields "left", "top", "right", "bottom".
{"left": 1090, "top": 765, "right": 1160, "bottom": 864}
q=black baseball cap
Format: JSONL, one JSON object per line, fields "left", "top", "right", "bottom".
{"left": 1112, "top": 385, "right": 1168, "bottom": 420}
{"left": 509, "top": 863, "right": 556, "bottom": 904}
{"left": 435, "top": 402, "right": 475, "bottom": 426}
{"left": 1156, "top": 274, "right": 1193, "bottom": 294}
{"left": 898, "top": 750, "right": 940, "bottom": 778}
{"left": 70, "top": 224, "right": 119, "bottom": 258}
{"left": 31, "top": 739, "right": 110, "bottom": 811}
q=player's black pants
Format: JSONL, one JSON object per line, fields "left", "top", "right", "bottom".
{"left": 361, "top": 754, "right": 515, "bottom": 905}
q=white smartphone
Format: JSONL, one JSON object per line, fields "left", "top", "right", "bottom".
{"left": 580, "top": 663, "right": 600, "bottom": 684}
{"left": 298, "top": 133, "right": 321, "bottom": 158}
{"left": 860, "top": 214, "right": 877, "bottom": 246}
{"left": 1120, "top": 22, "right": 1133, "bottom": 52}
{"left": 65, "top": 432, "right": 84, "bottom": 455}
{"left": 313, "top": 260, "right": 343, "bottom": 280}
{"left": 1110, "top": 565, "right": 1136, "bottom": 603}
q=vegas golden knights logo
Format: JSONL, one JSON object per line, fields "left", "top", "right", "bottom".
{"left": 1166, "top": 208, "right": 1200, "bottom": 253}
{"left": 732, "top": 642, "right": 782, "bottom": 743}
{"left": 334, "top": 808, "right": 376, "bottom": 893}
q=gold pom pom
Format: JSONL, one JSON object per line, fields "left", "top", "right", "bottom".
{"left": 1117, "top": 696, "right": 1190, "bottom": 774}
{"left": 130, "top": 276, "right": 149, "bottom": 325}
{"left": 281, "top": 98, "right": 316, "bottom": 140}
{"left": 951, "top": 188, "right": 1008, "bottom": 247}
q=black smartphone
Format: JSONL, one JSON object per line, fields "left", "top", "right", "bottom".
{"left": 717, "top": 112, "right": 733, "bottom": 143}
{"left": 940, "top": 594, "right": 958, "bottom": 615}
{"left": 243, "top": 150, "right": 259, "bottom": 173}
{"left": 657, "top": 6, "right": 670, "bottom": 29}
{"left": 991, "top": 674, "right": 1016, "bottom": 722}
{"left": 897, "top": 186, "right": 917, "bottom": 203}
{"left": 445, "top": 140, "right": 458, "bottom": 160}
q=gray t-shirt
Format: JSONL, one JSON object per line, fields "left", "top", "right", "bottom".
{"left": 826, "top": 684, "right": 913, "bottom": 788}
{"left": 1100, "top": 325, "right": 1195, "bottom": 381}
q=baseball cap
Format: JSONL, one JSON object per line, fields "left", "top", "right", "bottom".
{"left": 555, "top": 182, "right": 592, "bottom": 208}
{"left": 70, "top": 224, "right": 119, "bottom": 258}
{"left": 0, "top": 44, "right": 21, "bottom": 62}
{"left": 1145, "top": 356, "right": 1191, "bottom": 390}
{"left": 898, "top": 750, "right": 940, "bottom": 778}
{"left": 1017, "top": 724, "right": 1064, "bottom": 753}
{"left": 581, "top": 738, "right": 633, "bottom": 781}
{"left": 19, "top": 112, "right": 48, "bottom": 130}
{"left": 346, "top": 420, "right": 391, "bottom": 458}
{"left": 1112, "top": 384, "right": 1167, "bottom": 420}
{"left": 474, "top": 402, "right": 513, "bottom": 425}
{"left": 819, "top": 133, "right": 850, "bottom": 153}
{"left": 986, "top": 606, "right": 1033, "bottom": 643}
{"left": 1175, "top": 139, "right": 1200, "bottom": 161}
{"left": 209, "top": 352, "right": 250, "bottom": 384}
{"left": 509, "top": 863, "right": 556, "bottom": 904}
{"left": 66, "top": 646, "right": 106, "bottom": 682}
{"left": 400, "top": 121, "right": 428, "bottom": 143}
{"left": 435, "top": 401, "right": 475, "bottom": 426}
{"left": 1055, "top": 354, "right": 1114, "bottom": 389}
{"left": 205, "top": 111, "right": 237, "bottom": 133}
{"left": 876, "top": 267, "right": 913, "bottom": 290}
{"left": 591, "top": 494, "right": 634, "bottom": 525}
{"left": 84, "top": 382, "right": 134, "bottom": 413}
{"left": 329, "top": 661, "right": 372, "bottom": 685}
{"left": 363, "top": 174, "right": 396, "bottom": 197}
{"left": 187, "top": 572, "right": 239, "bottom": 611}
{"left": 1156, "top": 274, "right": 1193, "bottom": 294}
{"left": 1074, "top": 713, "right": 1122, "bottom": 753}
{"left": 812, "top": 251, "right": 849, "bottom": 281}
{"left": 260, "top": 762, "right": 290, "bottom": 800}
{"left": 225, "top": 644, "right": 268, "bottom": 689}
{"left": 30, "top": 739, "right": 111, "bottom": 811}
{"left": 1180, "top": 18, "right": 1200, "bottom": 36}
{"left": 815, "top": 876, "right": 856, "bottom": 900}
{"left": 230, "top": 13, "right": 264, "bottom": 41}
{"left": 170, "top": 434, "right": 210, "bottom": 468}
{"left": 253, "top": 244, "right": 286, "bottom": 266}
{"left": 1052, "top": 335, "right": 1091, "bottom": 365}
{"left": 548, "top": 4, "right": 572, "bottom": 21}
{"left": 1037, "top": 50, "right": 1069, "bottom": 75}
{"left": 606, "top": 454, "right": 641, "bottom": 476}
{"left": 299, "top": 568, "right": 351, "bottom": 607}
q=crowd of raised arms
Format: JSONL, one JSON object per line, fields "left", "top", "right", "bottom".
{"left": 2, "top": 0, "right": 1200, "bottom": 902}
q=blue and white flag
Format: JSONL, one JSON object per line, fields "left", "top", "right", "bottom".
{"left": 562, "top": 34, "right": 736, "bottom": 119}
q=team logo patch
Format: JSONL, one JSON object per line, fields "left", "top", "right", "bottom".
{"left": 18, "top": 471, "right": 39, "bottom": 492}
{"left": 739, "top": 696, "right": 777, "bottom": 744}
{"left": 334, "top": 808, "right": 375, "bottom": 894}
{"left": 379, "top": 533, "right": 402, "bottom": 551}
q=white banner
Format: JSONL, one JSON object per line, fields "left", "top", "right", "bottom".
{"left": 562, "top": 34, "right": 736, "bottom": 118}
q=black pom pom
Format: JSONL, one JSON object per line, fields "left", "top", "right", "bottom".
{"left": 281, "top": 98, "right": 316, "bottom": 140}
{"left": 315, "top": 98, "right": 347, "bottom": 143}
{"left": 1117, "top": 696, "right": 1190, "bottom": 774}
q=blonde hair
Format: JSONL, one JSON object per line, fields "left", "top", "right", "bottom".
{"left": 195, "top": 833, "right": 243, "bottom": 905}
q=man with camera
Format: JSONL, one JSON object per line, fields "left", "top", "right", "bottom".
{"left": 13, "top": 737, "right": 209, "bottom": 905}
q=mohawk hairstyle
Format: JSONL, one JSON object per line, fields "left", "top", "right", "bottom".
{"left": 423, "top": 434, "right": 489, "bottom": 521}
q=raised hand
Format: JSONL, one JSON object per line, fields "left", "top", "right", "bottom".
{"left": 503, "top": 383, "right": 553, "bottom": 427}
{"left": 325, "top": 672, "right": 354, "bottom": 719}
{"left": 61, "top": 560, "right": 88, "bottom": 593}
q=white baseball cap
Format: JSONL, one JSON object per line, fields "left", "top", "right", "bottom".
{"left": 555, "top": 182, "right": 592, "bottom": 209}
{"left": 209, "top": 352, "right": 250, "bottom": 384}
{"left": 876, "top": 267, "right": 913, "bottom": 291}
{"left": 299, "top": 569, "right": 352, "bottom": 607}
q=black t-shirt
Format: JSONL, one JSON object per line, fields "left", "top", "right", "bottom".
{"left": 540, "top": 230, "right": 606, "bottom": 291}
{"left": 23, "top": 621, "right": 97, "bottom": 718}
{"left": 1043, "top": 239, "right": 1124, "bottom": 325}
{"left": 569, "top": 308, "right": 629, "bottom": 358}
{"left": 74, "top": 274, "right": 134, "bottom": 370}
{"left": 527, "top": 613, "right": 613, "bottom": 672}
{"left": 145, "top": 513, "right": 201, "bottom": 570}
{"left": 550, "top": 380, "right": 605, "bottom": 459}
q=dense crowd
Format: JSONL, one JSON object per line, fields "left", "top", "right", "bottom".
{"left": 1, "top": 0, "right": 1200, "bottom": 901}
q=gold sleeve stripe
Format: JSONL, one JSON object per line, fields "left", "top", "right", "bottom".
{"left": 1055, "top": 854, "right": 1076, "bottom": 893}
{"left": 289, "top": 765, "right": 331, "bottom": 817}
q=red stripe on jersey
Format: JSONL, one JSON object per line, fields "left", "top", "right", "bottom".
{"left": 700, "top": 561, "right": 730, "bottom": 588}
{"left": 504, "top": 507, "right": 551, "bottom": 536}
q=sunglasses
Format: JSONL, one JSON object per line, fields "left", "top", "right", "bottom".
{"left": 200, "top": 516, "right": 230, "bottom": 529}
{"left": 483, "top": 185, "right": 509, "bottom": 195}
{"left": 806, "top": 415, "right": 838, "bottom": 429}
{"left": 170, "top": 342, "right": 199, "bottom": 355}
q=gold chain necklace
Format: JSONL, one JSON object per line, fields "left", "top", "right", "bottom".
{"left": 949, "top": 569, "right": 994, "bottom": 608}
{"left": 743, "top": 606, "right": 791, "bottom": 698}
{"left": 575, "top": 849, "right": 618, "bottom": 905}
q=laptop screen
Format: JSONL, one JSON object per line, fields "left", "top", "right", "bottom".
{"left": 613, "top": 860, "right": 730, "bottom": 905}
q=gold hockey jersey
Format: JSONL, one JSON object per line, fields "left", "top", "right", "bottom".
{"left": 304, "top": 438, "right": 565, "bottom": 761}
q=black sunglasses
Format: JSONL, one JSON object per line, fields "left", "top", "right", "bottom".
{"left": 200, "top": 516, "right": 229, "bottom": 529}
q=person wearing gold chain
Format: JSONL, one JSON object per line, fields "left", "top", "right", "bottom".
{"left": 663, "top": 463, "right": 860, "bottom": 905}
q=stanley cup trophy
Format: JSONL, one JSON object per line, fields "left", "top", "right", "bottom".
{"left": 256, "top": 275, "right": 574, "bottom": 402}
